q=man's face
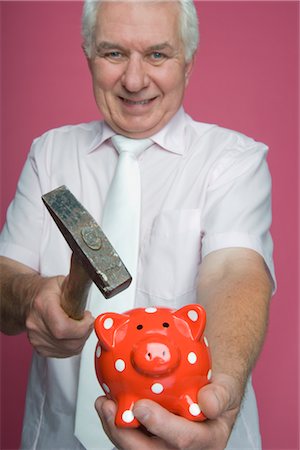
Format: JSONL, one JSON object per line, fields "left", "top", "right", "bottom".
{"left": 88, "top": 1, "right": 193, "bottom": 138}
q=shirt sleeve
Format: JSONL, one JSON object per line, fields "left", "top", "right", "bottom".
{"left": 201, "top": 139, "right": 275, "bottom": 286}
{"left": 0, "top": 139, "right": 45, "bottom": 270}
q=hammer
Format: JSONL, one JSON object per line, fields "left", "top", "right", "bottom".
{"left": 42, "top": 185, "right": 132, "bottom": 320}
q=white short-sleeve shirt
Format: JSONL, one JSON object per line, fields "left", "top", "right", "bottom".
{"left": 0, "top": 107, "right": 274, "bottom": 449}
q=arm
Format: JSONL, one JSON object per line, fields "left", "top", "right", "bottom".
{"left": 95, "top": 248, "right": 272, "bottom": 450}
{"left": 1, "top": 256, "right": 41, "bottom": 335}
{"left": 0, "top": 255, "right": 94, "bottom": 357}
{"left": 198, "top": 247, "right": 272, "bottom": 396}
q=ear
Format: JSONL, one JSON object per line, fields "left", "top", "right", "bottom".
{"left": 86, "top": 57, "right": 93, "bottom": 74}
{"left": 81, "top": 43, "right": 93, "bottom": 72}
{"left": 173, "top": 304, "right": 206, "bottom": 341}
{"left": 94, "top": 312, "right": 130, "bottom": 350}
{"left": 184, "top": 55, "right": 195, "bottom": 87}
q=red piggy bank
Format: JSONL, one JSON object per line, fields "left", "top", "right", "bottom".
{"left": 94, "top": 305, "right": 211, "bottom": 427}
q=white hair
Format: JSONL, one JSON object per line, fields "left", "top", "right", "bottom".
{"left": 81, "top": 0, "right": 199, "bottom": 62}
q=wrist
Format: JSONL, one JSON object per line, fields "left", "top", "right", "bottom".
{"left": 12, "top": 272, "right": 43, "bottom": 329}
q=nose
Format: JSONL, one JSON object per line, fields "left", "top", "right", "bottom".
{"left": 131, "top": 336, "right": 180, "bottom": 376}
{"left": 121, "top": 54, "right": 150, "bottom": 93}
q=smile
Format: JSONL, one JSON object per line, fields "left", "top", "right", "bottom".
{"left": 120, "top": 97, "right": 156, "bottom": 106}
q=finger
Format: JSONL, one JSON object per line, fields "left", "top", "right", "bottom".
{"left": 29, "top": 275, "right": 94, "bottom": 340}
{"left": 54, "top": 310, "right": 95, "bottom": 340}
{"left": 133, "top": 399, "right": 212, "bottom": 449}
{"left": 198, "top": 374, "right": 240, "bottom": 420}
{"left": 96, "top": 398, "right": 170, "bottom": 450}
{"left": 95, "top": 396, "right": 117, "bottom": 435}
{"left": 33, "top": 298, "right": 94, "bottom": 342}
{"left": 27, "top": 304, "right": 94, "bottom": 356}
{"left": 42, "top": 292, "right": 93, "bottom": 337}
{"left": 134, "top": 399, "right": 237, "bottom": 450}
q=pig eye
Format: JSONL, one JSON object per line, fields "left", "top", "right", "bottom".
{"left": 162, "top": 322, "right": 170, "bottom": 328}
{"left": 137, "top": 324, "right": 143, "bottom": 330}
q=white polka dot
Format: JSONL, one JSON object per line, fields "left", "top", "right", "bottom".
{"left": 115, "top": 359, "right": 126, "bottom": 372}
{"left": 204, "top": 336, "right": 209, "bottom": 347}
{"left": 145, "top": 307, "right": 157, "bottom": 313}
{"left": 207, "top": 369, "right": 212, "bottom": 381}
{"left": 104, "top": 318, "right": 114, "bottom": 330}
{"left": 102, "top": 383, "right": 110, "bottom": 393}
{"left": 96, "top": 346, "right": 101, "bottom": 358}
{"left": 151, "top": 383, "right": 164, "bottom": 394}
{"left": 122, "top": 410, "right": 134, "bottom": 423}
{"left": 188, "top": 310, "right": 198, "bottom": 322}
{"left": 189, "top": 403, "right": 201, "bottom": 416}
{"left": 187, "top": 352, "right": 197, "bottom": 364}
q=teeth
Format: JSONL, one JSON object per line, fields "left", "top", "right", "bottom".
{"left": 123, "top": 99, "right": 150, "bottom": 105}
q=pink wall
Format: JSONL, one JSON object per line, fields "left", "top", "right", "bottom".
{"left": 1, "top": 1, "right": 299, "bottom": 449}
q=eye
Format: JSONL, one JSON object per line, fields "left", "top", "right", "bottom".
{"left": 96, "top": 49, "right": 126, "bottom": 62}
{"left": 106, "top": 51, "right": 123, "bottom": 59}
{"left": 148, "top": 52, "right": 167, "bottom": 64}
{"left": 152, "top": 52, "right": 164, "bottom": 59}
{"left": 137, "top": 324, "right": 143, "bottom": 330}
{"left": 162, "top": 322, "right": 169, "bottom": 328}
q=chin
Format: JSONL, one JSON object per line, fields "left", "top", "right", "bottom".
{"left": 114, "top": 123, "right": 158, "bottom": 138}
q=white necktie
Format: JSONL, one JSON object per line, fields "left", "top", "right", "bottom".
{"left": 74, "top": 136, "right": 152, "bottom": 450}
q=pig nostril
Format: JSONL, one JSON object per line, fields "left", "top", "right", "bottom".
{"left": 162, "top": 322, "right": 169, "bottom": 328}
{"left": 137, "top": 324, "right": 143, "bottom": 330}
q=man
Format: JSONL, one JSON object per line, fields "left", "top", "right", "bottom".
{"left": 0, "top": 1, "right": 274, "bottom": 449}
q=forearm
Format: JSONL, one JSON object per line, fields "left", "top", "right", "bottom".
{"left": 0, "top": 256, "right": 41, "bottom": 335}
{"left": 1, "top": 255, "right": 94, "bottom": 357}
{"left": 198, "top": 248, "right": 272, "bottom": 393}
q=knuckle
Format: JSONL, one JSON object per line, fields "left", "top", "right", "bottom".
{"left": 69, "top": 342, "right": 84, "bottom": 355}
{"left": 175, "top": 433, "right": 194, "bottom": 450}
{"left": 62, "top": 338, "right": 85, "bottom": 356}
{"left": 51, "top": 324, "right": 65, "bottom": 340}
{"left": 35, "top": 347, "right": 47, "bottom": 357}
{"left": 32, "top": 294, "right": 44, "bottom": 313}
{"left": 25, "top": 316, "right": 35, "bottom": 331}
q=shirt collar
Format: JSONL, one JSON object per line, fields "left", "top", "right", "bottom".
{"left": 87, "top": 107, "right": 187, "bottom": 155}
{"left": 150, "top": 107, "right": 186, "bottom": 155}
{"left": 87, "top": 121, "right": 116, "bottom": 154}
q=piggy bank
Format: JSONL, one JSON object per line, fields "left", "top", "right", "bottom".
{"left": 94, "top": 305, "right": 212, "bottom": 427}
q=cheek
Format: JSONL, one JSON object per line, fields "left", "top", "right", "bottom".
{"left": 157, "top": 66, "right": 186, "bottom": 97}
{"left": 92, "top": 62, "right": 120, "bottom": 93}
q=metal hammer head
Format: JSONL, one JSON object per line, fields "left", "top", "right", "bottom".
{"left": 42, "top": 185, "right": 132, "bottom": 298}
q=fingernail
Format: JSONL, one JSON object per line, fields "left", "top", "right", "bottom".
{"left": 133, "top": 406, "right": 150, "bottom": 422}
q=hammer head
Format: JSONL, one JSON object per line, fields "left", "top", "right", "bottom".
{"left": 42, "top": 185, "right": 132, "bottom": 298}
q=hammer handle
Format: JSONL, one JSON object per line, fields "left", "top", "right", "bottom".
{"left": 61, "top": 253, "right": 92, "bottom": 320}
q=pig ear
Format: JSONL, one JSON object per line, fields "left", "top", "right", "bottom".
{"left": 173, "top": 304, "right": 206, "bottom": 341}
{"left": 94, "top": 312, "right": 130, "bottom": 350}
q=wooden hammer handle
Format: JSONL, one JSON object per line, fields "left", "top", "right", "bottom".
{"left": 61, "top": 253, "right": 92, "bottom": 320}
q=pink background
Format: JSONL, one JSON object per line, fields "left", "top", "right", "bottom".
{"left": 1, "top": 1, "right": 299, "bottom": 449}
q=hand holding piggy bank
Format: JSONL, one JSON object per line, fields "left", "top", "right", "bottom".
{"left": 94, "top": 305, "right": 212, "bottom": 427}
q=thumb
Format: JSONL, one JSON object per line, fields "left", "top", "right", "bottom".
{"left": 83, "top": 309, "right": 95, "bottom": 326}
{"left": 82, "top": 310, "right": 95, "bottom": 333}
{"left": 198, "top": 373, "right": 241, "bottom": 420}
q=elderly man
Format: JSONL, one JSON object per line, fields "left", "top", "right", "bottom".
{"left": 0, "top": 1, "right": 274, "bottom": 449}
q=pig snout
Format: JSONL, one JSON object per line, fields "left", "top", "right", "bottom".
{"left": 131, "top": 336, "right": 180, "bottom": 376}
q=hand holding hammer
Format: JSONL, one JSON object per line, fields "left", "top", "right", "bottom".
{"left": 42, "top": 186, "right": 132, "bottom": 320}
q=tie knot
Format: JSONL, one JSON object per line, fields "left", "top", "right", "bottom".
{"left": 111, "top": 135, "right": 152, "bottom": 158}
